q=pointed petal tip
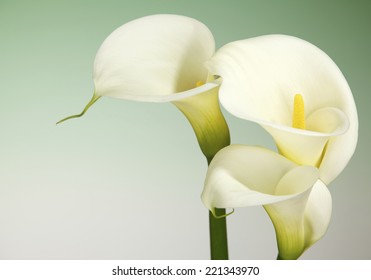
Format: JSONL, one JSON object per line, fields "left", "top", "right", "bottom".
{"left": 56, "top": 113, "right": 82, "bottom": 125}
{"left": 56, "top": 94, "right": 101, "bottom": 125}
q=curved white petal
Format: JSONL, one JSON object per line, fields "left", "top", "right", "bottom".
{"left": 59, "top": 15, "right": 230, "bottom": 160}
{"left": 202, "top": 145, "right": 332, "bottom": 259}
{"left": 94, "top": 14, "right": 215, "bottom": 100}
{"left": 263, "top": 106, "right": 349, "bottom": 166}
{"left": 303, "top": 180, "right": 332, "bottom": 247}
{"left": 202, "top": 145, "right": 319, "bottom": 210}
{"left": 206, "top": 35, "right": 358, "bottom": 184}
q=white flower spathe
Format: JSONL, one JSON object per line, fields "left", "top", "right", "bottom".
{"left": 202, "top": 145, "right": 332, "bottom": 259}
{"left": 93, "top": 14, "right": 215, "bottom": 101}
{"left": 59, "top": 14, "right": 230, "bottom": 160}
{"left": 206, "top": 34, "right": 358, "bottom": 184}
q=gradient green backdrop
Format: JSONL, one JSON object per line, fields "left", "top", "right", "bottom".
{"left": 0, "top": 0, "right": 370, "bottom": 259}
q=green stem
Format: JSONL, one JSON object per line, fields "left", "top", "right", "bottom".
{"left": 202, "top": 120, "right": 229, "bottom": 260}
{"left": 209, "top": 208, "right": 229, "bottom": 260}
{"left": 173, "top": 86, "right": 230, "bottom": 260}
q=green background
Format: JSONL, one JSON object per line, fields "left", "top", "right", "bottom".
{"left": 0, "top": 0, "right": 370, "bottom": 259}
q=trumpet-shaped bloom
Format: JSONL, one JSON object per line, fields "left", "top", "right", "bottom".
{"left": 59, "top": 14, "right": 230, "bottom": 160}
{"left": 206, "top": 35, "right": 358, "bottom": 184}
{"left": 201, "top": 145, "right": 332, "bottom": 259}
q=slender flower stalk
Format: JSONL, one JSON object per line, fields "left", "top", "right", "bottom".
{"left": 209, "top": 208, "right": 228, "bottom": 260}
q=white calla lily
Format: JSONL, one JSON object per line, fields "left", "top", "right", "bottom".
{"left": 93, "top": 14, "right": 214, "bottom": 101}
{"left": 206, "top": 35, "right": 358, "bottom": 183}
{"left": 202, "top": 145, "right": 332, "bottom": 259}
{"left": 59, "top": 14, "right": 230, "bottom": 160}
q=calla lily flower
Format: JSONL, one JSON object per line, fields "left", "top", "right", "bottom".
{"left": 206, "top": 35, "right": 358, "bottom": 184}
{"left": 58, "top": 14, "right": 230, "bottom": 161}
{"left": 201, "top": 145, "right": 332, "bottom": 260}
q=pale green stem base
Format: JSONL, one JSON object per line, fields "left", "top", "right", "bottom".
{"left": 209, "top": 208, "right": 228, "bottom": 260}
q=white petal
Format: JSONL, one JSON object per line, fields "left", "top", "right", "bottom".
{"left": 201, "top": 145, "right": 319, "bottom": 213}
{"left": 58, "top": 15, "right": 230, "bottom": 158}
{"left": 263, "top": 106, "right": 349, "bottom": 166}
{"left": 93, "top": 14, "right": 215, "bottom": 101}
{"left": 201, "top": 145, "right": 333, "bottom": 259}
{"left": 206, "top": 34, "right": 358, "bottom": 183}
{"left": 304, "top": 180, "right": 332, "bottom": 247}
